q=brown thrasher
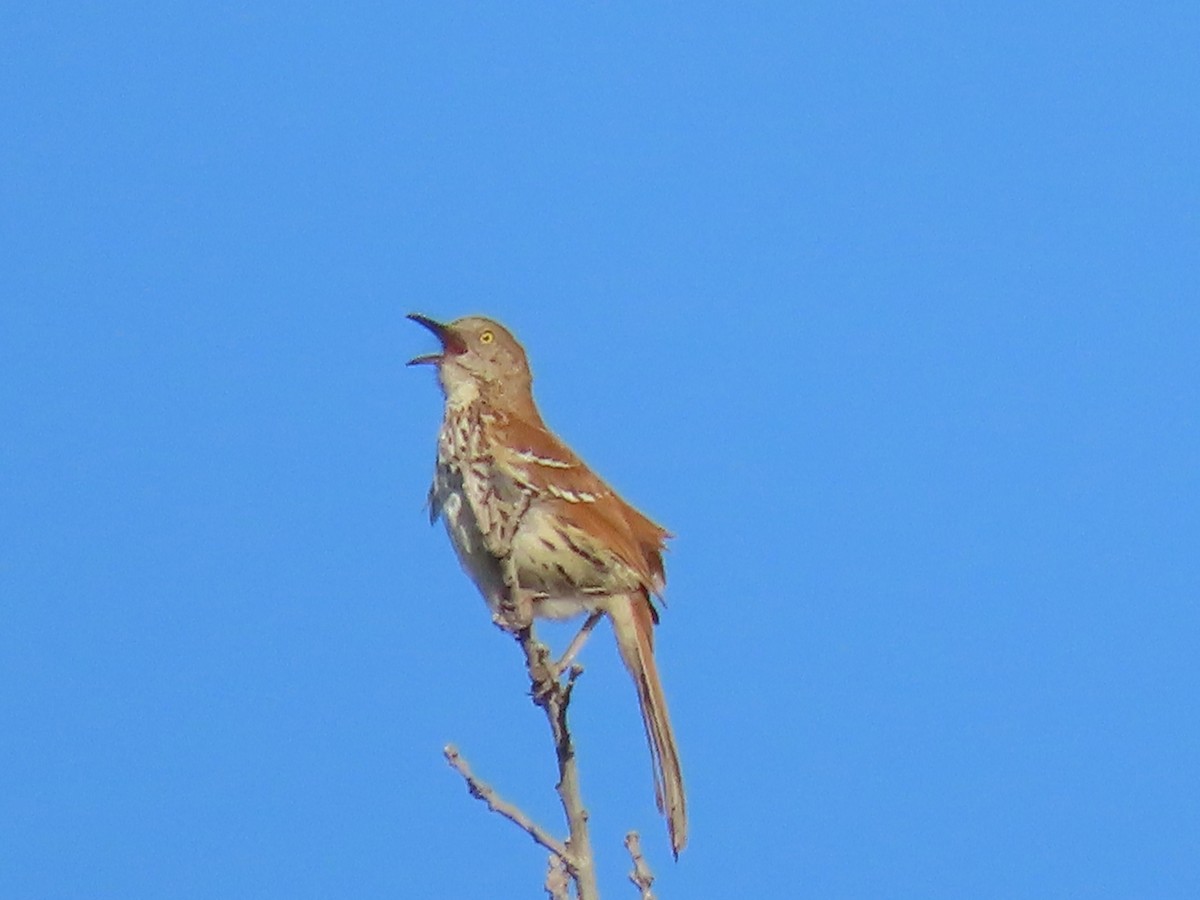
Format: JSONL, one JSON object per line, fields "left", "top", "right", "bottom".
{"left": 407, "top": 313, "right": 687, "bottom": 856}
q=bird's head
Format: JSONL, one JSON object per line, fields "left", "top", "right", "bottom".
{"left": 407, "top": 314, "right": 532, "bottom": 405}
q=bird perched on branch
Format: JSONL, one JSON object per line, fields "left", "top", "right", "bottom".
{"left": 407, "top": 313, "right": 687, "bottom": 856}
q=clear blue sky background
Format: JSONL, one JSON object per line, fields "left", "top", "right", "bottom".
{"left": 3, "top": 4, "right": 1197, "bottom": 897}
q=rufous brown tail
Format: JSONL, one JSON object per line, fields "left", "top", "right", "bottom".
{"left": 607, "top": 590, "right": 688, "bottom": 857}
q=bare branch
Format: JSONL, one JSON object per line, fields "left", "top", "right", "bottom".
{"left": 444, "top": 621, "right": 600, "bottom": 899}
{"left": 625, "top": 831, "right": 657, "bottom": 900}
{"left": 443, "top": 744, "right": 569, "bottom": 861}
{"left": 514, "top": 625, "right": 600, "bottom": 900}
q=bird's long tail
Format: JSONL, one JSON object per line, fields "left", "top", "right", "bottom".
{"left": 607, "top": 590, "right": 688, "bottom": 857}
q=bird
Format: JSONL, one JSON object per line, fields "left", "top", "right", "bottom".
{"left": 407, "top": 313, "right": 687, "bottom": 856}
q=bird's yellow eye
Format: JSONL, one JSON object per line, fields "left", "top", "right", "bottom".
{"left": 479, "top": 331, "right": 494, "bottom": 344}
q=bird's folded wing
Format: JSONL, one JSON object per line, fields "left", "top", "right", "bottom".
{"left": 494, "top": 412, "right": 670, "bottom": 596}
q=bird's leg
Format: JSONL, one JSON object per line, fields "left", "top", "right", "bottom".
{"left": 494, "top": 556, "right": 533, "bottom": 634}
{"left": 553, "top": 611, "right": 603, "bottom": 675}
{"left": 493, "top": 559, "right": 562, "bottom": 702}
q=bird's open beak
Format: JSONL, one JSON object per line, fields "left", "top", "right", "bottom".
{"left": 406, "top": 313, "right": 467, "bottom": 366}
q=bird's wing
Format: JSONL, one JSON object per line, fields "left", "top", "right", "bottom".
{"left": 494, "top": 412, "right": 670, "bottom": 595}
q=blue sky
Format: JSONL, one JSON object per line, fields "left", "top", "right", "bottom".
{"left": 3, "top": 3, "right": 1198, "bottom": 897}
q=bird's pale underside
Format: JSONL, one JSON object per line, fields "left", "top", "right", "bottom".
{"left": 407, "top": 313, "right": 687, "bottom": 857}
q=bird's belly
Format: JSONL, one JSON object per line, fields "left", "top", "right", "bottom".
{"left": 509, "top": 506, "right": 640, "bottom": 612}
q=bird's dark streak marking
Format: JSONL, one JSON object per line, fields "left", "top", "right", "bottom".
{"left": 559, "top": 529, "right": 606, "bottom": 570}
{"left": 496, "top": 493, "right": 532, "bottom": 547}
{"left": 540, "top": 537, "right": 557, "bottom": 551}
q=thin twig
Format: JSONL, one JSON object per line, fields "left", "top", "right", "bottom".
{"left": 443, "top": 744, "right": 570, "bottom": 861}
{"left": 625, "top": 831, "right": 657, "bottom": 900}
